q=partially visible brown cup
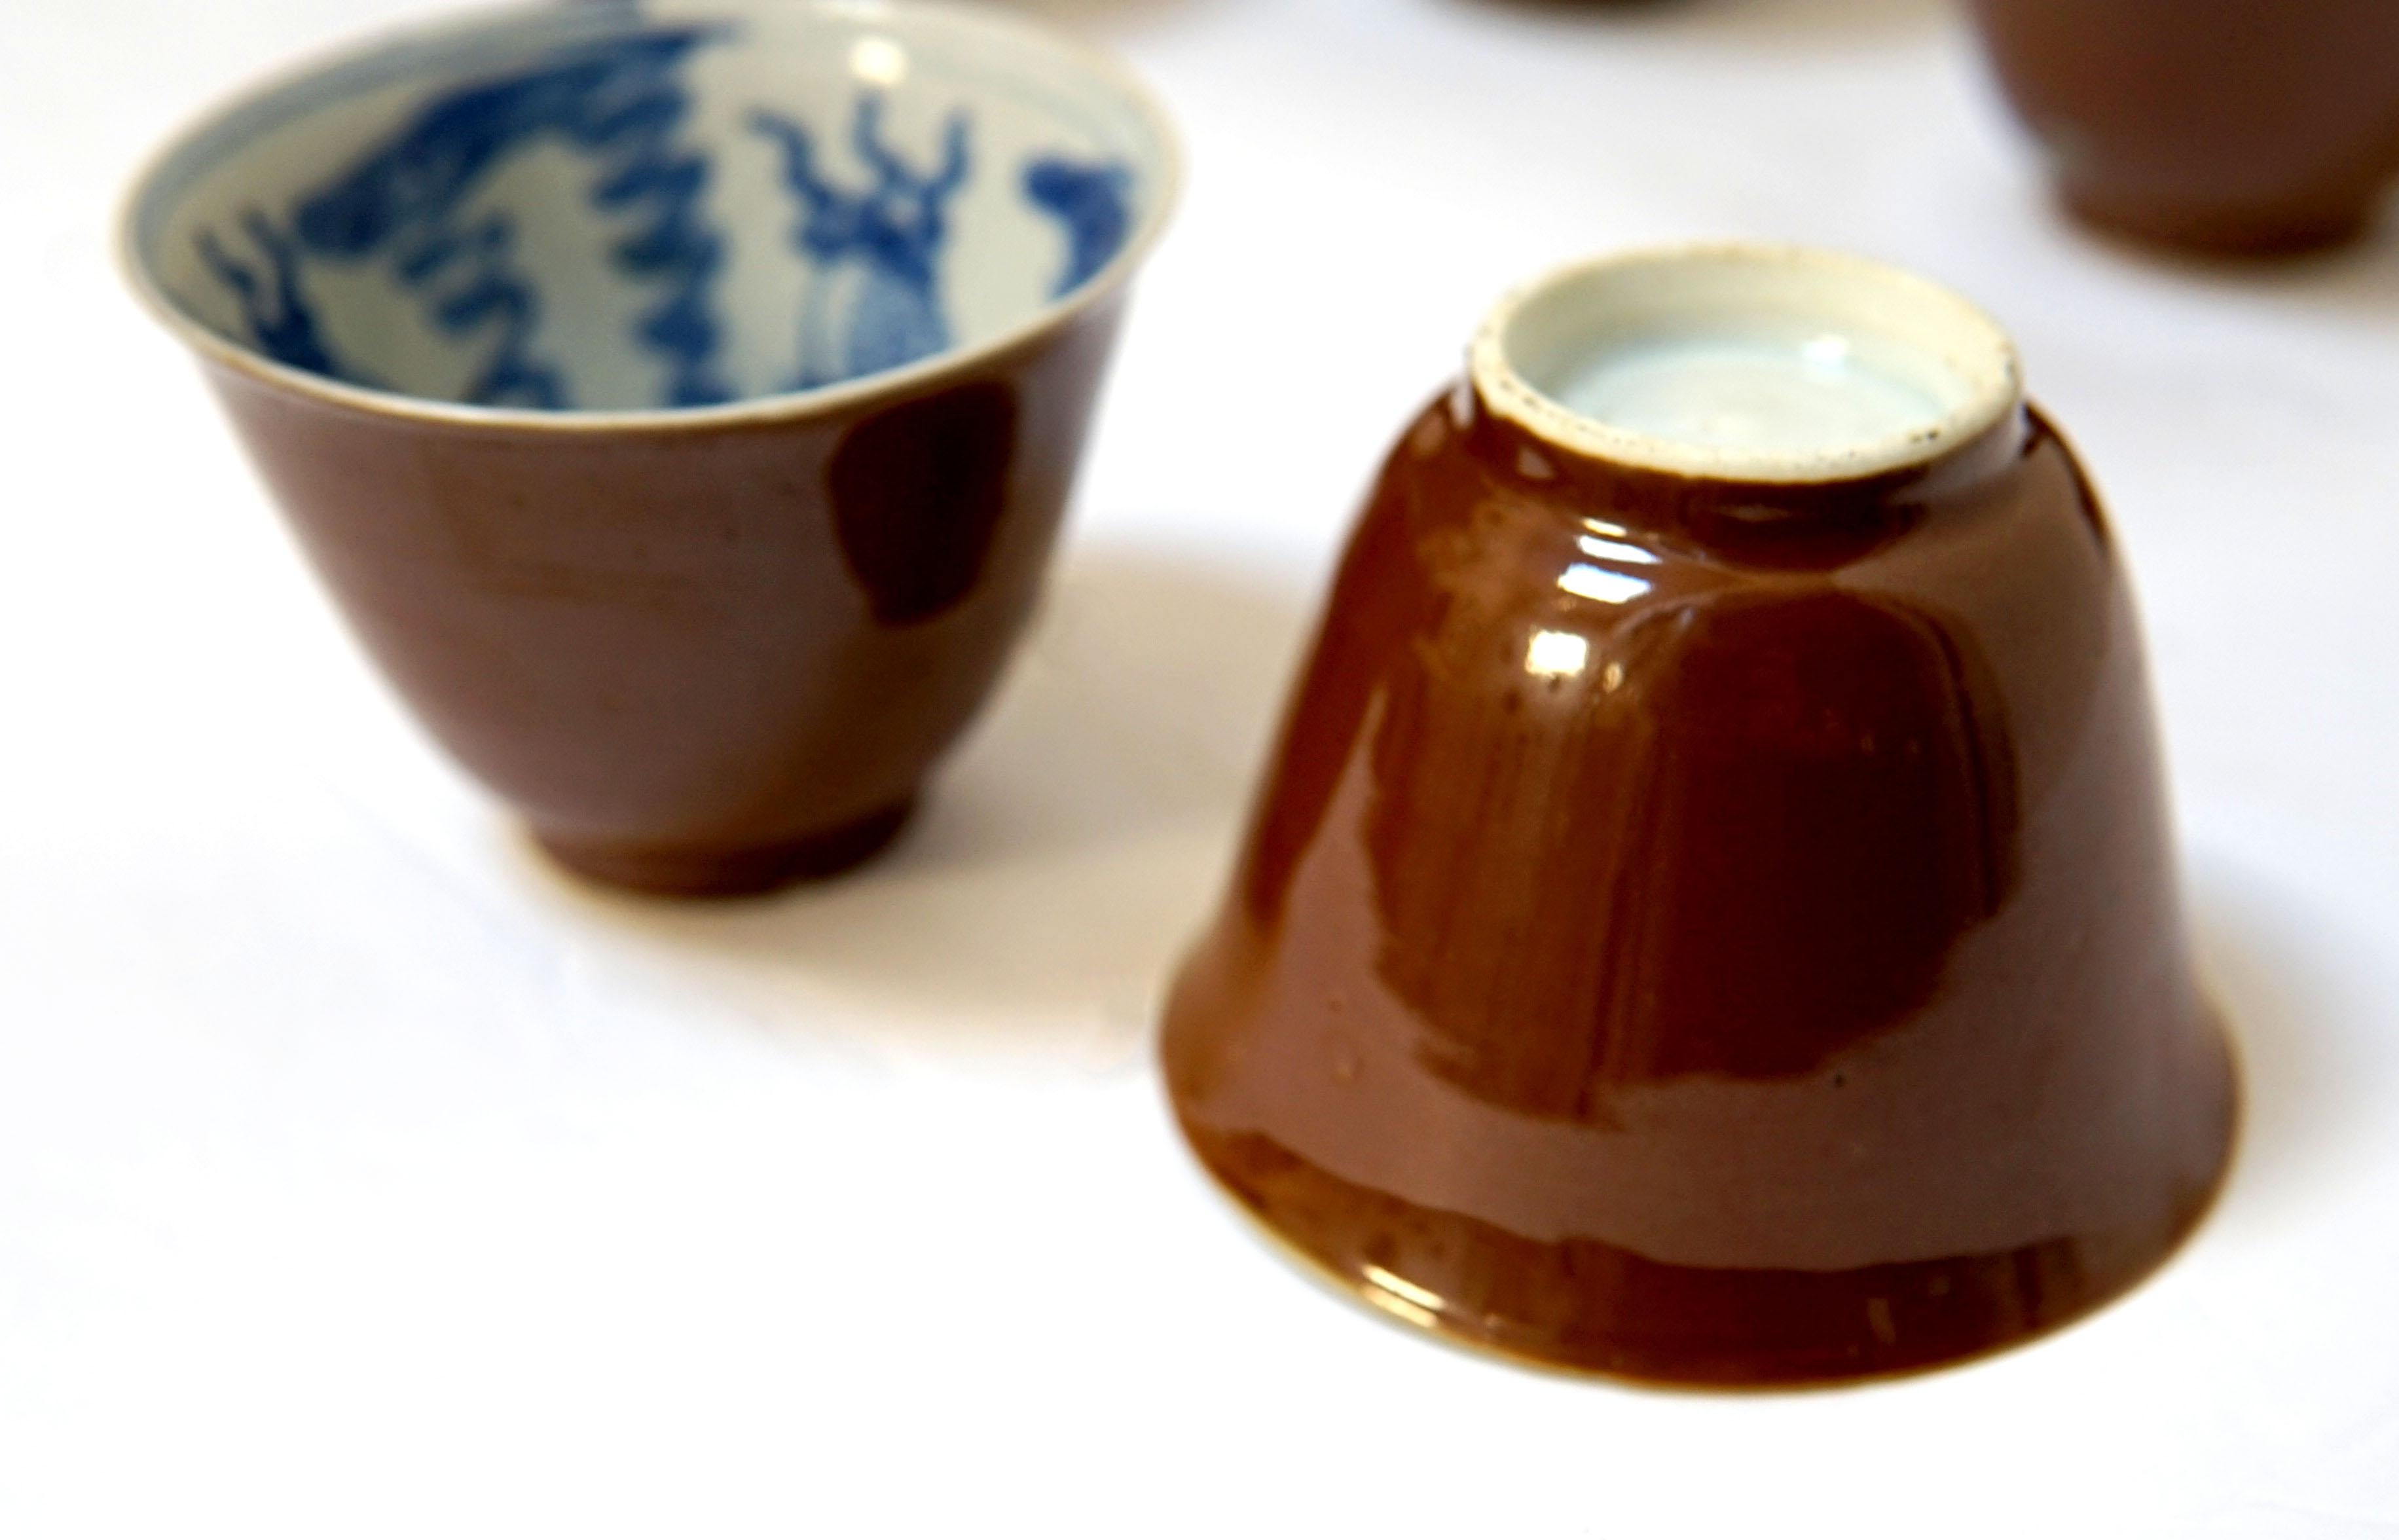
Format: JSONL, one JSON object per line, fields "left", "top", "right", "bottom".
{"left": 1968, "top": 0, "right": 2399, "bottom": 255}
{"left": 122, "top": 0, "right": 1178, "bottom": 894}
{"left": 1162, "top": 246, "right": 2237, "bottom": 1386}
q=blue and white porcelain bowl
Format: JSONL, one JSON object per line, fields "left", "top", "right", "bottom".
{"left": 126, "top": 0, "right": 1178, "bottom": 416}
{"left": 119, "top": 1, "right": 1179, "bottom": 895}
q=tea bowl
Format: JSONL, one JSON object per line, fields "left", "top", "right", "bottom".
{"left": 1968, "top": 0, "right": 2399, "bottom": 255}
{"left": 1161, "top": 245, "right": 2237, "bottom": 1387}
{"left": 122, "top": 0, "right": 1179, "bottom": 894}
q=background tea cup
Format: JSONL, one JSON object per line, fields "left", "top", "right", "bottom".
{"left": 1968, "top": 0, "right": 2399, "bottom": 255}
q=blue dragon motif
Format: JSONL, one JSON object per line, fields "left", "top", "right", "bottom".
{"left": 750, "top": 95, "right": 972, "bottom": 390}
{"left": 198, "top": 25, "right": 731, "bottom": 408}
{"left": 1021, "top": 155, "right": 1134, "bottom": 297}
{"left": 196, "top": 210, "right": 357, "bottom": 383}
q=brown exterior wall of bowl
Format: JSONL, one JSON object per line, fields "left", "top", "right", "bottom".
{"left": 1161, "top": 385, "right": 2236, "bottom": 1386}
{"left": 206, "top": 298, "right": 1124, "bottom": 894}
{"left": 1969, "top": 0, "right": 2399, "bottom": 254}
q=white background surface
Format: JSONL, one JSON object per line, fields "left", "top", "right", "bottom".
{"left": 5, "top": 1, "right": 2398, "bottom": 1534}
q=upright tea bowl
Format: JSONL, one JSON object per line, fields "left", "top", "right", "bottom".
{"left": 1968, "top": 0, "right": 2399, "bottom": 256}
{"left": 122, "top": 0, "right": 1179, "bottom": 894}
{"left": 1161, "top": 246, "right": 2237, "bottom": 1387}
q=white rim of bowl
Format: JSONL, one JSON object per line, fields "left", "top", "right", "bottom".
{"left": 1468, "top": 242, "right": 2023, "bottom": 485}
{"left": 118, "top": 0, "right": 1184, "bottom": 435}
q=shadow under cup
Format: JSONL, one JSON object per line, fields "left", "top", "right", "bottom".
{"left": 1162, "top": 247, "right": 2237, "bottom": 1387}
{"left": 122, "top": 0, "right": 1177, "bottom": 894}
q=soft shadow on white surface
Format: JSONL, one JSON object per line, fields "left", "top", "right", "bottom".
{"left": 1451, "top": 0, "right": 1943, "bottom": 47}
{"left": 2198, "top": 241, "right": 2399, "bottom": 330}
{"left": 2060, "top": 213, "right": 2399, "bottom": 325}
{"left": 2189, "top": 860, "right": 2367, "bottom": 1225}
{"left": 533, "top": 546, "right": 1313, "bottom": 1063}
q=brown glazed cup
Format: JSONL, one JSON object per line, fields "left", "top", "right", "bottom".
{"left": 122, "top": 0, "right": 1179, "bottom": 894}
{"left": 1968, "top": 0, "right": 2399, "bottom": 255}
{"left": 1162, "top": 246, "right": 2237, "bottom": 1387}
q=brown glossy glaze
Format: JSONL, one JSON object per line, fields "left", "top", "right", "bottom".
{"left": 1162, "top": 384, "right": 2235, "bottom": 1387}
{"left": 205, "top": 299, "right": 1122, "bottom": 894}
{"left": 1969, "top": 0, "right": 2399, "bottom": 255}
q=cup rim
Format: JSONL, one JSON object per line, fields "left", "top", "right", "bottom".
{"left": 118, "top": 0, "right": 1184, "bottom": 435}
{"left": 1468, "top": 243, "right": 2024, "bottom": 485}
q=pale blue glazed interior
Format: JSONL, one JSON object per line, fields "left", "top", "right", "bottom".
{"left": 130, "top": 0, "right": 1171, "bottom": 412}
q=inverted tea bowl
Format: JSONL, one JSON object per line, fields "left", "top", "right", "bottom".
{"left": 1161, "top": 246, "right": 2236, "bottom": 1387}
{"left": 124, "top": 0, "right": 1179, "bottom": 894}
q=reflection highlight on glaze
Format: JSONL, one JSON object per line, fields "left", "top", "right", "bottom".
{"left": 1524, "top": 629, "right": 1590, "bottom": 677}
{"left": 1558, "top": 564, "right": 1652, "bottom": 605}
{"left": 1361, "top": 1264, "right": 1448, "bottom": 1317}
{"left": 848, "top": 35, "right": 909, "bottom": 86}
{"left": 1577, "top": 532, "right": 1657, "bottom": 566}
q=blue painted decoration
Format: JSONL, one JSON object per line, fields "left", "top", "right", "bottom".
{"left": 1022, "top": 155, "right": 1134, "bottom": 298}
{"left": 187, "top": 20, "right": 1151, "bottom": 411}
{"left": 196, "top": 210, "right": 357, "bottom": 383}
{"left": 200, "top": 26, "right": 731, "bottom": 408}
{"left": 752, "top": 95, "right": 972, "bottom": 389}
